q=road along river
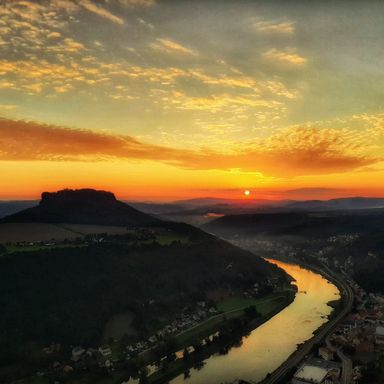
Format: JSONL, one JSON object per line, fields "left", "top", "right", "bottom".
{"left": 170, "top": 259, "right": 340, "bottom": 384}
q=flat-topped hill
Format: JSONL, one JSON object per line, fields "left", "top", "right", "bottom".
{"left": 1, "top": 188, "right": 159, "bottom": 226}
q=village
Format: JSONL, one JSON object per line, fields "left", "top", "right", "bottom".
{"left": 290, "top": 273, "right": 384, "bottom": 384}
{"left": 38, "top": 300, "right": 219, "bottom": 380}
{"left": 36, "top": 278, "right": 279, "bottom": 384}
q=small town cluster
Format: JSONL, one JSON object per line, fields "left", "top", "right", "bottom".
{"left": 290, "top": 276, "right": 384, "bottom": 384}
{"left": 39, "top": 300, "right": 220, "bottom": 379}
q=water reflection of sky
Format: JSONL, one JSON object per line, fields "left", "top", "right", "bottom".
{"left": 170, "top": 259, "right": 340, "bottom": 384}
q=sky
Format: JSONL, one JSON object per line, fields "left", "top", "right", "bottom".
{"left": 1, "top": 0, "right": 384, "bottom": 201}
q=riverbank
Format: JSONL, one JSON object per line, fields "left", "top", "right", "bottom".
{"left": 165, "top": 259, "right": 341, "bottom": 384}
{"left": 147, "top": 289, "right": 296, "bottom": 384}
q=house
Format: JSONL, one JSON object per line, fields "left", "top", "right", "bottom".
{"left": 98, "top": 345, "right": 112, "bottom": 357}
{"left": 104, "top": 359, "right": 112, "bottom": 368}
{"left": 352, "top": 366, "right": 362, "bottom": 382}
{"left": 71, "top": 346, "right": 85, "bottom": 361}
{"left": 148, "top": 335, "right": 157, "bottom": 344}
{"left": 43, "top": 343, "right": 61, "bottom": 355}
{"left": 292, "top": 359, "right": 341, "bottom": 384}
{"left": 318, "top": 346, "right": 334, "bottom": 361}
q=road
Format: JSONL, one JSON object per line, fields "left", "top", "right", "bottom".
{"left": 260, "top": 261, "right": 354, "bottom": 384}
{"left": 325, "top": 334, "right": 353, "bottom": 384}
{"left": 338, "top": 348, "right": 353, "bottom": 384}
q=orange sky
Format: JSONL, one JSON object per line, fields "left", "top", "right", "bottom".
{"left": 1, "top": 1, "right": 384, "bottom": 201}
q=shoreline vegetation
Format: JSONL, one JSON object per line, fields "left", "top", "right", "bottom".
{"left": 150, "top": 291, "right": 296, "bottom": 384}
{"left": 76, "top": 287, "right": 296, "bottom": 384}
{"left": 142, "top": 288, "right": 297, "bottom": 384}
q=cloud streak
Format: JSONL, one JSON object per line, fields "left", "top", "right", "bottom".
{"left": 262, "top": 48, "right": 307, "bottom": 66}
{"left": 0, "top": 118, "right": 377, "bottom": 177}
{"left": 254, "top": 20, "right": 295, "bottom": 35}
{"left": 0, "top": 118, "right": 180, "bottom": 162}
{"left": 80, "top": 0, "right": 124, "bottom": 25}
{"left": 150, "top": 38, "right": 197, "bottom": 56}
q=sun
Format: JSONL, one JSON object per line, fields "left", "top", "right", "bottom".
{"left": 244, "top": 190, "right": 251, "bottom": 196}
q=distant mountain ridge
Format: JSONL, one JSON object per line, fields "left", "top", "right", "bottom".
{"left": 1, "top": 189, "right": 159, "bottom": 226}
{"left": 284, "top": 197, "right": 384, "bottom": 211}
{"left": 128, "top": 197, "right": 289, "bottom": 215}
{"left": 129, "top": 196, "right": 384, "bottom": 215}
{"left": 127, "top": 196, "right": 384, "bottom": 225}
{"left": 0, "top": 200, "right": 37, "bottom": 219}
{"left": 204, "top": 209, "right": 384, "bottom": 239}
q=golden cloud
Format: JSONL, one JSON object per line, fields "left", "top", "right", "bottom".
{"left": 0, "top": 104, "right": 18, "bottom": 111}
{"left": 112, "top": 0, "right": 155, "bottom": 7}
{"left": 262, "top": 48, "right": 308, "bottom": 66}
{"left": 0, "top": 118, "right": 179, "bottom": 162}
{"left": 170, "top": 91, "right": 282, "bottom": 112}
{"left": 0, "top": 118, "right": 377, "bottom": 177}
{"left": 150, "top": 38, "right": 197, "bottom": 56}
{"left": 79, "top": 0, "right": 124, "bottom": 25}
{"left": 254, "top": 20, "right": 295, "bottom": 34}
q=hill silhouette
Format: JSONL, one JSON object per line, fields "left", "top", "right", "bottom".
{"left": 1, "top": 188, "right": 159, "bottom": 226}
{"left": 204, "top": 210, "right": 384, "bottom": 238}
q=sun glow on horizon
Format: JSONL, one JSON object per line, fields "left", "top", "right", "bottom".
{"left": 0, "top": 1, "right": 384, "bottom": 200}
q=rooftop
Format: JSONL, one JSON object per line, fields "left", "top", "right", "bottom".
{"left": 293, "top": 358, "right": 341, "bottom": 384}
{"left": 294, "top": 365, "right": 329, "bottom": 383}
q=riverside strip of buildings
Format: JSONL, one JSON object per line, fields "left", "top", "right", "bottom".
{"left": 290, "top": 278, "right": 384, "bottom": 384}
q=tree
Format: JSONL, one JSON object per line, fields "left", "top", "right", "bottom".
{"left": 192, "top": 341, "right": 203, "bottom": 353}
{"left": 184, "top": 369, "right": 191, "bottom": 379}
{"left": 166, "top": 352, "right": 176, "bottom": 362}
{"left": 244, "top": 305, "right": 260, "bottom": 319}
{"left": 183, "top": 347, "right": 190, "bottom": 361}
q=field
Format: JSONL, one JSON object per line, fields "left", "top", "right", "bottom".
{"left": 0, "top": 223, "right": 139, "bottom": 243}
{"left": 0, "top": 223, "right": 189, "bottom": 246}
{"left": 0, "top": 223, "right": 76, "bottom": 243}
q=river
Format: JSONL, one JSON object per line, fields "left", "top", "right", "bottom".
{"left": 169, "top": 258, "right": 340, "bottom": 384}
